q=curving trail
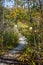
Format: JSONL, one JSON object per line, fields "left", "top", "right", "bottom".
{"left": 0, "top": 25, "right": 28, "bottom": 65}
{"left": 3, "top": 33, "right": 27, "bottom": 59}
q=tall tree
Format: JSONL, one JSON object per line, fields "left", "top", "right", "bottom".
{"left": 0, "top": 0, "right": 5, "bottom": 49}
{"left": 38, "top": 0, "right": 43, "bottom": 52}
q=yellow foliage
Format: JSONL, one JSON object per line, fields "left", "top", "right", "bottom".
{"left": 18, "top": 21, "right": 28, "bottom": 29}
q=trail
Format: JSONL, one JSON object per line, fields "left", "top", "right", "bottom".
{"left": 0, "top": 25, "right": 27, "bottom": 65}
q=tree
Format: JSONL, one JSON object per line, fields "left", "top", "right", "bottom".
{"left": 14, "top": 0, "right": 22, "bottom": 7}
{"left": 0, "top": 0, "right": 5, "bottom": 49}
{"left": 38, "top": 0, "right": 43, "bottom": 53}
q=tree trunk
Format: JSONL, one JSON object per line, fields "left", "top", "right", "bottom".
{"left": 0, "top": 0, "right": 4, "bottom": 50}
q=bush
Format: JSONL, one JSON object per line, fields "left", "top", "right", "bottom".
{"left": 21, "top": 29, "right": 34, "bottom": 43}
{"left": 27, "top": 33, "right": 34, "bottom": 43}
{"left": 3, "top": 31, "right": 19, "bottom": 49}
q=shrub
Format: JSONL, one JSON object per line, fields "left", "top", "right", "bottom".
{"left": 21, "top": 29, "right": 34, "bottom": 44}
{"left": 3, "top": 31, "right": 19, "bottom": 49}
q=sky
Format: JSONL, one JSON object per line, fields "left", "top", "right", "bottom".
{"left": 4, "top": 0, "right": 43, "bottom": 8}
{"left": 4, "top": 0, "right": 14, "bottom": 8}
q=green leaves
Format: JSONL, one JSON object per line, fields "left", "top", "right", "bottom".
{"left": 3, "top": 32, "right": 19, "bottom": 48}
{"left": 26, "top": 47, "right": 32, "bottom": 53}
